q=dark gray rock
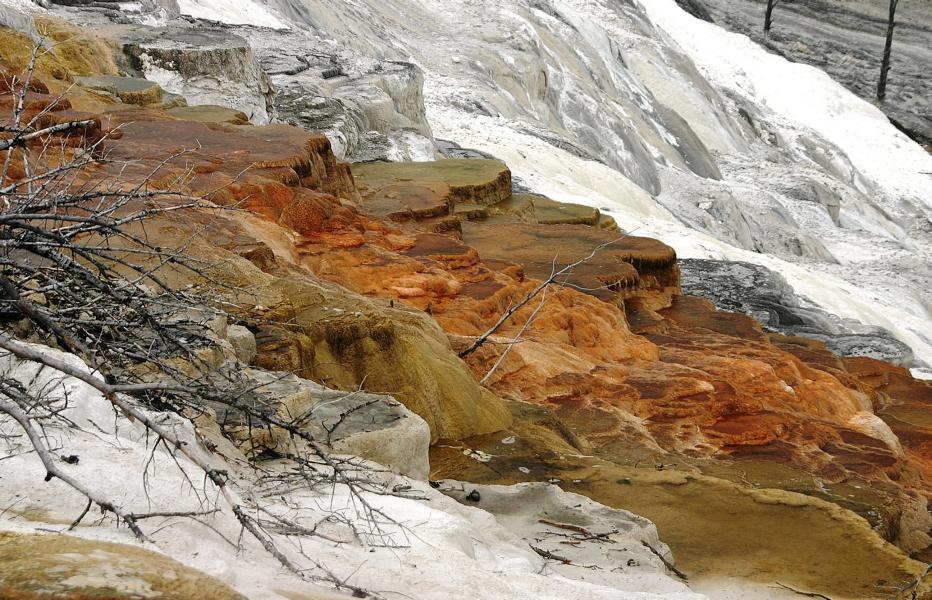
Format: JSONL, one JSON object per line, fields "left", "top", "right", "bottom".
{"left": 679, "top": 258, "right": 916, "bottom": 367}
{"left": 435, "top": 139, "right": 500, "bottom": 161}
{"left": 675, "top": 0, "right": 714, "bottom": 23}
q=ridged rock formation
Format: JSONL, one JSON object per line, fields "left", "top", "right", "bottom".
{"left": 4, "top": 35, "right": 932, "bottom": 597}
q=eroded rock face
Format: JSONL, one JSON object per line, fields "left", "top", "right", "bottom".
{"left": 245, "top": 26, "right": 436, "bottom": 161}
{"left": 121, "top": 27, "right": 275, "bottom": 123}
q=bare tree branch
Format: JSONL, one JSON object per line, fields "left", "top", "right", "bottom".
{"left": 459, "top": 235, "right": 629, "bottom": 359}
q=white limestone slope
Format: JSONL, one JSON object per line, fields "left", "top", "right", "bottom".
{"left": 641, "top": 0, "right": 932, "bottom": 207}
{"left": 0, "top": 344, "right": 703, "bottom": 600}
{"left": 175, "top": 0, "right": 288, "bottom": 29}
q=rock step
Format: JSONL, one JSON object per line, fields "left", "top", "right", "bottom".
{"left": 512, "top": 193, "right": 601, "bottom": 226}
{"left": 462, "top": 222, "right": 678, "bottom": 303}
{"left": 75, "top": 74, "right": 165, "bottom": 106}
{"left": 353, "top": 158, "right": 512, "bottom": 207}
{"left": 167, "top": 104, "right": 250, "bottom": 125}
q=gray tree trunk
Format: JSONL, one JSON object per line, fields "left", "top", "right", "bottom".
{"left": 877, "top": 0, "right": 899, "bottom": 102}
{"left": 764, "top": 0, "right": 779, "bottom": 37}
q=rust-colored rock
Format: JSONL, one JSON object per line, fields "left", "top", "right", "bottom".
{"left": 461, "top": 222, "right": 678, "bottom": 307}
{"left": 94, "top": 111, "right": 359, "bottom": 206}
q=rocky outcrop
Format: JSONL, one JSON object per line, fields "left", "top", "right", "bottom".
{"left": 75, "top": 74, "right": 188, "bottom": 108}
{"left": 121, "top": 27, "right": 275, "bottom": 123}
{"left": 353, "top": 159, "right": 512, "bottom": 220}
{"left": 93, "top": 109, "right": 358, "bottom": 203}
{"left": 247, "top": 26, "right": 436, "bottom": 161}
{"left": 207, "top": 367, "right": 431, "bottom": 480}
{"left": 462, "top": 223, "right": 678, "bottom": 306}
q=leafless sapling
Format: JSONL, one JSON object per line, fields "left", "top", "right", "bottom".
{"left": 877, "top": 0, "right": 900, "bottom": 102}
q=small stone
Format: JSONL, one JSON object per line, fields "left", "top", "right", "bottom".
{"left": 465, "top": 490, "right": 481, "bottom": 502}
{"left": 226, "top": 325, "right": 257, "bottom": 364}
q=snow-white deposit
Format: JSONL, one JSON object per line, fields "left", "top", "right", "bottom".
{"left": 0, "top": 345, "right": 703, "bottom": 600}
{"left": 176, "top": 0, "right": 287, "bottom": 29}
{"left": 641, "top": 0, "right": 932, "bottom": 206}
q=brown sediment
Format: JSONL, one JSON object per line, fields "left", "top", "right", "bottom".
{"left": 0, "top": 531, "right": 246, "bottom": 600}
{"left": 429, "top": 406, "right": 930, "bottom": 600}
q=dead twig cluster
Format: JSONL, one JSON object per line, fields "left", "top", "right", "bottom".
{"left": 458, "top": 235, "right": 630, "bottom": 385}
{"left": 0, "top": 55, "right": 416, "bottom": 599}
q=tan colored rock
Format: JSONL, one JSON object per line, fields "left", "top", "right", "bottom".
{"left": 226, "top": 324, "right": 257, "bottom": 364}
{"left": 75, "top": 75, "right": 164, "bottom": 106}
{"left": 168, "top": 104, "right": 250, "bottom": 125}
{"left": 353, "top": 159, "right": 512, "bottom": 208}
{"left": 0, "top": 531, "right": 246, "bottom": 600}
{"left": 509, "top": 193, "right": 601, "bottom": 226}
